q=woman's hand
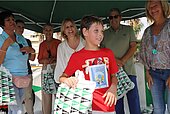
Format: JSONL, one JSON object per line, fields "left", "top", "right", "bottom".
{"left": 103, "top": 84, "right": 117, "bottom": 107}
{"left": 146, "top": 70, "right": 153, "bottom": 89}
{"left": 20, "top": 46, "right": 35, "bottom": 54}
{"left": 1, "top": 37, "right": 14, "bottom": 50}
{"left": 43, "top": 59, "right": 50, "bottom": 64}
{"left": 49, "top": 57, "right": 56, "bottom": 64}
{"left": 63, "top": 77, "right": 78, "bottom": 89}
{"left": 40, "top": 58, "right": 55, "bottom": 65}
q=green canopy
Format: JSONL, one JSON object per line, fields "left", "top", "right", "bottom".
{"left": 0, "top": 0, "right": 147, "bottom": 32}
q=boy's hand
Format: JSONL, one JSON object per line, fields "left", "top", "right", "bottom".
{"left": 103, "top": 84, "right": 117, "bottom": 107}
{"left": 64, "top": 77, "right": 78, "bottom": 89}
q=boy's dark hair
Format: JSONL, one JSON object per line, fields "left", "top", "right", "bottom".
{"left": 15, "top": 19, "right": 25, "bottom": 25}
{"left": 80, "top": 15, "right": 103, "bottom": 39}
{"left": 109, "top": 8, "right": 121, "bottom": 16}
{"left": 0, "top": 11, "right": 14, "bottom": 27}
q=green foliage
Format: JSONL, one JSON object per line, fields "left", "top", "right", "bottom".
{"left": 129, "top": 19, "right": 144, "bottom": 35}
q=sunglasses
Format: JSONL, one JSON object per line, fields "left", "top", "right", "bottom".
{"left": 109, "top": 15, "right": 120, "bottom": 20}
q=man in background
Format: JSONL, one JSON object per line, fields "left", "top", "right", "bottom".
{"left": 15, "top": 19, "right": 35, "bottom": 114}
{"left": 102, "top": 8, "right": 141, "bottom": 114}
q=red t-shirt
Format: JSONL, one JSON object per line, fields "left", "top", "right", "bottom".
{"left": 64, "top": 48, "right": 118, "bottom": 112}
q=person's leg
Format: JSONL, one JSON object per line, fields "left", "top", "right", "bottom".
{"left": 18, "top": 87, "right": 25, "bottom": 114}
{"left": 41, "top": 65, "right": 53, "bottom": 114}
{"left": 150, "top": 69, "right": 166, "bottom": 114}
{"left": 126, "top": 75, "right": 141, "bottom": 114}
{"left": 8, "top": 85, "right": 19, "bottom": 114}
{"left": 8, "top": 85, "right": 24, "bottom": 114}
{"left": 167, "top": 87, "right": 170, "bottom": 113}
{"left": 42, "top": 91, "right": 52, "bottom": 114}
{"left": 115, "top": 97, "right": 125, "bottom": 114}
{"left": 8, "top": 105, "right": 22, "bottom": 114}
{"left": 23, "top": 75, "right": 34, "bottom": 114}
{"left": 164, "top": 69, "right": 170, "bottom": 113}
{"left": 8, "top": 105, "right": 13, "bottom": 114}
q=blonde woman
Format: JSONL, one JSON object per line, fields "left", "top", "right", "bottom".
{"left": 138, "top": 0, "right": 170, "bottom": 114}
{"left": 54, "top": 18, "right": 85, "bottom": 82}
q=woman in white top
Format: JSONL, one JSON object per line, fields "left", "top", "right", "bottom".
{"left": 54, "top": 18, "right": 85, "bottom": 82}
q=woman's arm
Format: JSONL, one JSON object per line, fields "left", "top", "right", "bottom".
{"left": 26, "top": 39, "right": 36, "bottom": 61}
{"left": 145, "top": 69, "right": 153, "bottom": 89}
{"left": 20, "top": 46, "right": 36, "bottom": 61}
{"left": 37, "top": 43, "right": 50, "bottom": 65}
{"left": 54, "top": 45, "right": 66, "bottom": 81}
{"left": 0, "top": 49, "right": 6, "bottom": 64}
{"left": 29, "top": 49, "right": 36, "bottom": 61}
{"left": 0, "top": 37, "right": 14, "bottom": 64}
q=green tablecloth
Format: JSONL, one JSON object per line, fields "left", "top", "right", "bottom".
{"left": 32, "top": 85, "right": 41, "bottom": 92}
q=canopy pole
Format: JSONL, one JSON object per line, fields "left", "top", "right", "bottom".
{"left": 122, "top": 12, "right": 145, "bottom": 19}
{"left": 121, "top": 8, "right": 145, "bottom": 14}
{"left": 50, "top": 0, "right": 57, "bottom": 23}
{"left": 13, "top": 13, "right": 43, "bottom": 28}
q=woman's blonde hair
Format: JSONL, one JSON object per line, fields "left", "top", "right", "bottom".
{"left": 60, "top": 18, "right": 78, "bottom": 39}
{"left": 146, "top": 0, "right": 170, "bottom": 22}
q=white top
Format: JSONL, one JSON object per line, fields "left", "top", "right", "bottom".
{"left": 54, "top": 38, "right": 85, "bottom": 82}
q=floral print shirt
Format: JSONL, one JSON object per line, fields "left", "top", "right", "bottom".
{"left": 138, "top": 19, "right": 170, "bottom": 70}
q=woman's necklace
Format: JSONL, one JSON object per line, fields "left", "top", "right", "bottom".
{"left": 152, "top": 35, "right": 158, "bottom": 54}
{"left": 151, "top": 19, "right": 167, "bottom": 55}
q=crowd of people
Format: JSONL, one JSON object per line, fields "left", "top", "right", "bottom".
{"left": 0, "top": 0, "right": 170, "bottom": 114}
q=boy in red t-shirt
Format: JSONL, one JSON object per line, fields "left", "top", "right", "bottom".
{"left": 59, "top": 15, "right": 118, "bottom": 113}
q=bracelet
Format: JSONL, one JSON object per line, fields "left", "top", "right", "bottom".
{"left": 31, "top": 52, "right": 36, "bottom": 55}
{"left": 0, "top": 49, "right": 6, "bottom": 53}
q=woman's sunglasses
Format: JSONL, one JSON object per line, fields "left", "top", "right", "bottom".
{"left": 109, "top": 15, "right": 120, "bottom": 20}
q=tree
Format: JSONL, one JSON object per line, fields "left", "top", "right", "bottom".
{"left": 129, "top": 18, "right": 144, "bottom": 36}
